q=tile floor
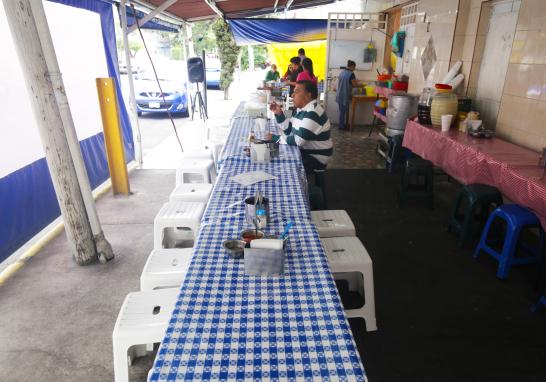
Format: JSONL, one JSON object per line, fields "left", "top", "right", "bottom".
{"left": 328, "top": 123, "right": 386, "bottom": 170}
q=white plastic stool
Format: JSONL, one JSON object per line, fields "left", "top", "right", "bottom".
{"left": 182, "top": 148, "right": 213, "bottom": 161}
{"left": 176, "top": 158, "right": 215, "bottom": 185}
{"left": 321, "top": 236, "right": 377, "bottom": 331}
{"left": 312, "top": 210, "right": 356, "bottom": 238}
{"left": 169, "top": 183, "right": 213, "bottom": 203}
{"left": 112, "top": 288, "right": 179, "bottom": 382}
{"left": 140, "top": 248, "right": 193, "bottom": 291}
{"left": 154, "top": 201, "right": 205, "bottom": 249}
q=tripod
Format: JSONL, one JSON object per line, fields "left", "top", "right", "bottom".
{"left": 190, "top": 82, "right": 208, "bottom": 121}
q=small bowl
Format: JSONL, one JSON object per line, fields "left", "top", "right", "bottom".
{"left": 240, "top": 229, "right": 264, "bottom": 244}
{"left": 223, "top": 239, "right": 246, "bottom": 259}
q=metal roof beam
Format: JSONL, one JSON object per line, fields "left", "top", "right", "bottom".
{"left": 128, "top": 0, "right": 180, "bottom": 34}
{"left": 204, "top": 0, "right": 225, "bottom": 18}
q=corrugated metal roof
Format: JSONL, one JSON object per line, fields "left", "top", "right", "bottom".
{"left": 138, "top": 0, "right": 335, "bottom": 21}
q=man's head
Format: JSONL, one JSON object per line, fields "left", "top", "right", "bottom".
{"left": 298, "top": 48, "right": 305, "bottom": 56}
{"left": 271, "top": 64, "right": 277, "bottom": 72}
{"left": 290, "top": 56, "right": 301, "bottom": 70}
{"left": 347, "top": 60, "right": 356, "bottom": 70}
{"left": 293, "top": 80, "right": 318, "bottom": 108}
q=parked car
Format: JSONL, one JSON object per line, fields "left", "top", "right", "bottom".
{"left": 134, "top": 62, "right": 188, "bottom": 116}
{"left": 205, "top": 58, "right": 221, "bottom": 89}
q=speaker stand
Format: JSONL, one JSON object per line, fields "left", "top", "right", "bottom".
{"left": 191, "top": 82, "right": 208, "bottom": 121}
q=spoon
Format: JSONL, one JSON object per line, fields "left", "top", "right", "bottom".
{"left": 280, "top": 220, "right": 293, "bottom": 240}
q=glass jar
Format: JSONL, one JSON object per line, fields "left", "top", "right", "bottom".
{"left": 417, "top": 87, "right": 433, "bottom": 125}
{"left": 430, "top": 87, "right": 458, "bottom": 127}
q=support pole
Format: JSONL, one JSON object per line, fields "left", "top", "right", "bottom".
{"left": 96, "top": 78, "right": 131, "bottom": 196}
{"left": 30, "top": 0, "right": 114, "bottom": 263}
{"left": 120, "top": 0, "right": 143, "bottom": 166}
{"left": 3, "top": 0, "right": 97, "bottom": 265}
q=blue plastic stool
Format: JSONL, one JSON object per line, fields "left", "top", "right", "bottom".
{"left": 473, "top": 204, "right": 544, "bottom": 279}
{"left": 530, "top": 296, "right": 546, "bottom": 313}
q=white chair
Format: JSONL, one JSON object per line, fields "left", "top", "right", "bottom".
{"left": 176, "top": 158, "right": 216, "bottom": 185}
{"left": 321, "top": 236, "right": 377, "bottom": 331}
{"left": 154, "top": 201, "right": 205, "bottom": 249}
{"left": 112, "top": 288, "right": 179, "bottom": 382}
{"left": 312, "top": 210, "right": 356, "bottom": 238}
{"left": 182, "top": 148, "right": 213, "bottom": 161}
{"left": 140, "top": 248, "right": 193, "bottom": 291}
{"left": 169, "top": 183, "right": 213, "bottom": 204}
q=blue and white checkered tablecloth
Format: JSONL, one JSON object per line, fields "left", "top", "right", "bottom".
{"left": 150, "top": 219, "right": 366, "bottom": 381}
{"left": 149, "top": 103, "right": 367, "bottom": 381}
{"left": 203, "top": 160, "right": 310, "bottom": 224}
{"left": 218, "top": 112, "right": 302, "bottom": 169}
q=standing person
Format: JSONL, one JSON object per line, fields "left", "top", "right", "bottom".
{"left": 268, "top": 80, "right": 333, "bottom": 175}
{"left": 297, "top": 58, "right": 317, "bottom": 85}
{"left": 265, "top": 64, "right": 280, "bottom": 82}
{"left": 284, "top": 57, "right": 303, "bottom": 97}
{"left": 298, "top": 48, "right": 306, "bottom": 63}
{"left": 282, "top": 63, "right": 293, "bottom": 81}
{"left": 336, "top": 60, "right": 360, "bottom": 130}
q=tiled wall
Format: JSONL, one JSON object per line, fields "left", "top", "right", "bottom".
{"left": 408, "top": 0, "right": 546, "bottom": 152}
{"left": 496, "top": 0, "right": 546, "bottom": 151}
{"left": 407, "top": 0, "right": 459, "bottom": 94}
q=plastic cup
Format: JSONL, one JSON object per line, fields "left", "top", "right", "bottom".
{"left": 441, "top": 114, "right": 453, "bottom": 132}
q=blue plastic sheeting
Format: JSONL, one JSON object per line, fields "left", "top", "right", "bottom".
{"left": 117, "top": 4, "right": 179, "bottom": 33}
{"left": 0, "top": 133, "right": 110, "bottom": 258}
{"left": 0, "top": 0, "right": 135, "bottom": 261}
{"left": 228, "top": 18, "right": 327, "bottom": 45}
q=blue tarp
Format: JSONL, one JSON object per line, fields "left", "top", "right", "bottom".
{"left": 117, "top": 4, "right": 180, "bottom": 33}
{"left": 0, "top": 0, "right": 135, "bottom": 260}
{"left": 228, "top": 18, "right": 328, "bottom": 45}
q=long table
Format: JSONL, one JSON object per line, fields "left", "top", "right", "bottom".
{"left": 149, "top": 103, "right": 367, "bottom": 381}
{"left": 403, "top": 119, "right": 546, "bottom": 227}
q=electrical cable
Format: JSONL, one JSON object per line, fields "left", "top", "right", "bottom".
{"left": 129, "top": 2, "right": 184, "bottom": 153}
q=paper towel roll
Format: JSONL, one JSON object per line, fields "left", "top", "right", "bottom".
{"left": 250, "top": 239, "right": 284, "bottom": 250}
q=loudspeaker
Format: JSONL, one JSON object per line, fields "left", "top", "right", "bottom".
{"left": 187, "top": 57, "right": 205, "bottom": 83}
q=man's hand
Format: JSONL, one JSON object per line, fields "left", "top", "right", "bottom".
{"left": 269, "top": 101, "right": 283, "bottom": 115}
{"left": 265, "top": 132, "right": 274, "bottom": 141}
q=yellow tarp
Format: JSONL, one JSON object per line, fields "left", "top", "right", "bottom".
{"left": 267, "top": 40, "right": 327, "bottom": 82}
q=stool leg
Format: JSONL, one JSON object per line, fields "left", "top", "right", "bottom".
{"left": 448, "top": 191, "right": 464, "bottom": 234}
{"left": 113, "top": 340, "right": 130, "bottom": 382}
{"left": 362, "top": 268, "right": 377, "bottom": 332}
{"left": 398, "top": 169, "right": 409, "bottom": 208}
{"left": 496, "top": 225, "right": 521, "bottom": 279}
{"left": 459, "top": 200, "right": 477, "bottom": 246}
{"left": 474, "top": 212, "right": 497, "bottom": 260}
{"left": 426, "top": 169, "right": 434, "bottom": 209}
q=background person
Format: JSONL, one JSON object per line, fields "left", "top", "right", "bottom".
{"left": 265, "top": 64, "right": 280, "bottom": 82}
{"left": 282, "top": 63, "right": 293, "bottom": 81}
{"left": 284, "top": 56, "right": 303, "bottom": 97}
{"left": 335, "top": 60, "right": 361, "bottom": 130}
{"left": 268, "top": 80, "right": 333, "bottom": 175}
{"left": 296, "top": 57, "right": 317, "bottom": 85}
{"left": 298, "top": 48, "right": 306, "bottom": 63}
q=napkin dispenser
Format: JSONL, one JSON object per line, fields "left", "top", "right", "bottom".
{"left": 250, "top": 142, "right": 270, "bottom": 163}
{"left": 244, "top": 239, "right": 285, "bottom": 276}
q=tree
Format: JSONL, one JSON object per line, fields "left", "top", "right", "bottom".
{"left": 211, "top": 19, "right": 240, "bottom": 99}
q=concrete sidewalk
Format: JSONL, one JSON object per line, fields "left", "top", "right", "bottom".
{"left": 0, "top": 169, "right": 174, "bottom": 382}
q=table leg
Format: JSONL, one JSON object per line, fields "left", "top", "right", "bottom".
{"left": 368, "top": 115, "right": 377, "bottom": 137}
{"left": 350, "top": 98, "right": 356, "bottom": 131}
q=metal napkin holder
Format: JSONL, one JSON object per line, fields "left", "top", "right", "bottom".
{"left": 244, "top": 241, "right": 286, "bottom": 276}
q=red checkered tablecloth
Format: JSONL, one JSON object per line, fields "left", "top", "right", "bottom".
{"left": 403, "top": 119, "right": 546, "bottom": 228}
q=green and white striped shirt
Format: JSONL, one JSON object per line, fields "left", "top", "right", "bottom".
{"left": 272, "top": 100, "right": 333, "bottom": 165}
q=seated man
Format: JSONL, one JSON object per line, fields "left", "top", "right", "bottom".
{"left": 268, "top": 80, "right": 333, "bottom": 175}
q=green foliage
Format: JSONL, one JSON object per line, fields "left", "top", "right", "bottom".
{"left": 240, "top": 45, "right": 268, "bottom": 70}
{"left": 192, "top": 21, "right": 217, "bottom": 55}
{"left": 211, "top": 19, "right": 240, "bottom": 95}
